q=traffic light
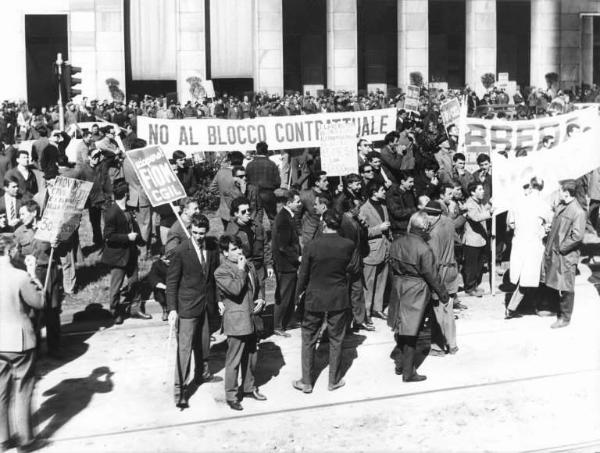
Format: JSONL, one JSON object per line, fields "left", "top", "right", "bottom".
{"left": 61, "top": 63, "right": 82, "bottom": 102}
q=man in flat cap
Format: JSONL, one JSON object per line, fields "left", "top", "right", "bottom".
{"left": 541, "top": 180, "right": 586, "bottom": 328}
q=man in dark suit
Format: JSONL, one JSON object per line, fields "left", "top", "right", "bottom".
{"left": 167, "top": 214, "right": 219, "bottom": 409}
{"left": 101, "top": 179, "right": 151, "bottom": 324}
{"left": 172, "top": 150, "right": 198, "bottom": 196}
{"left": 271, "top": 189, "right": 302, "bottom": 337}
{"left": 0, "top": 175, "right": 22, "bottom": 231}
{"left": 293, "top": 210, "right": 359, "bottom": 393}
{"left": 214, "top": 235, "right": 267, "bottom": 411}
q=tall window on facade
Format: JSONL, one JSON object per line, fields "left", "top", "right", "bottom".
{"left": 429, "top": 0, "right": 466, "bottom": 88}
{"left": 497, "top": 0, "right": 530, "bottom": 90}
{"left": 124, "top": 0, "right": 177, "bottom": 98}
{"left": 283, "top": 0, "right": 326, "bottom": 93}
{"left": 357, "top": 0, "right": 397, "bottom": 92}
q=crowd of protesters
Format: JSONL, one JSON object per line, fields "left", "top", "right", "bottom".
{"left": 1, "top": 80, "right": 598, "bottom": 448}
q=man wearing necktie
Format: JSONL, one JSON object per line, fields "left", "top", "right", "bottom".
{"left": 214, "top": 234, "right": 266, "bottom": 411}
{"left": 166, "top": 214, "right": 218, "bottom": 410}
{"left": 0, "top": 176, "right": 22, "bottom": 232}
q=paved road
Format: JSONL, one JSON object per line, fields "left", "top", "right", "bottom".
{"left": 21, "top": 264, "right": 600, "bottom": 452}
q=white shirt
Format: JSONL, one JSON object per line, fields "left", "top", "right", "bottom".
{"left": 4, "top": 194, "right": 18, "bottom": 226}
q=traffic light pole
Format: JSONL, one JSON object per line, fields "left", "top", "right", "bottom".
{"left": 56, "top": 53, "right": 65, "bottom": 131}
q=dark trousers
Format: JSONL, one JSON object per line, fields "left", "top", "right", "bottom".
{"left": 557, "top": 290, "right": 575, "bottom": 322}
{"left": 108, "top": 262, "right": 139, "bottom": 313}
{"left": 35, "top": 265, "right": 62, "bottom": 353}
{"left": 274, "top": 270, "right": 297, "bottom": 331}
{"left": 0, "top": 349, "right": 36, "bottom": 447}
{"left": 301, "top": 309, "right": 347, "bottom": 387}
{"left": 462, "top": 245, "right": 486, "bottom": 292}
{"left": 349, "top": 272, "right": 366, "bottom": 324}
{"left": 174, "top": 313, "right": 210, "bottom": 403}
{"left": 89, "top": 205, "right": 104, "bottom": 246}
{"left": 224, "top": 334, "right": 257, "bottom": 402}
{"left": 257, "top": 189, "right": 277, "bottom": 221}
{"left": 393, "top": 333, "right": 430, "bottom": 379}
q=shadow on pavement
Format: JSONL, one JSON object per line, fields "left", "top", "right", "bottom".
{"left": 255, "top": 341, "right": 285, "bottom": 387}
{"left": 34, "top": 366, "right": 114, "bottom": 440}
{"left": 37, "top": 304, "right": 114, "bottom": 377}
{"left": 312, "top": 332, "right": 367, "bottom": 386}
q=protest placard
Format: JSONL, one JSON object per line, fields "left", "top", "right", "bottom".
{"left": 440, "top": 98, "right": 461, "bottom": 127}
{"left": 125, "top": 145, "right": 187, "bottom": 207}
{"left": 404, "top": 85, "right": 421, "bottom": 113}
{"left": 137, "top": 108, "right": 396, "bottom": 153}
{"left": 319, "top": 122, "right": 358, "bottom": 177}
{"left": 35, "top": 176, "right": 93, "bottom": 243}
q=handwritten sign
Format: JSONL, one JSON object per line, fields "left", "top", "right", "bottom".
{"left": 35, "top": 176, "right": 93, "bottom": 242}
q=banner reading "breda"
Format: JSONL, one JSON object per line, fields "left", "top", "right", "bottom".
{"left": 137, "top": 108, "right": 397, "bottom": 153}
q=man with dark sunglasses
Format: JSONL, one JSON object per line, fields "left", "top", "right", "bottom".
{"left": 225, "top": 197, "right": 273, "bottom": 302}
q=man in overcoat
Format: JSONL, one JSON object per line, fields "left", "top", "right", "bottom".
{"left": 424, "top": 201, "right": 459, "bottom": 356}
{"left": 293, "top": 210, "right": 359, "bottom": 393}
{"left": 387, "top": 211, "right": 449, "bottom": 382}
{"left": 541, "top": 180, "right": 586, "bottom": 328}
{"left": 214, "top": 235, "right": 267, "bottom": 411}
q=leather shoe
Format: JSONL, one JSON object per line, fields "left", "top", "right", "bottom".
{"left": 372, "top": 310, "right": 387, "bottom": 320}
{"left": 161, "top": 310, "right": 168, "bottom": 322}
{"left": 244, "top": 389, "right": 267, "bottom": 401}
{"left": 429, "top": 348, "right": 446, "bottom": 357}
{"left": 505, "top": 309, "right": 520, "bottom": 319}
{"left": 328, "top": 379, "right": 345, "bottom": 391}
{"left": 403, "top": 373, "right": 427, "bottom": 382}
{"left": 176, "top": 399, "right": 189, "bottom": 410}
{"left": 130, "top": 309, "right": 152, "bottom": 320}
{"left": 365, "top": 318, "right": 374, "bottom": 326}
{"left": 465, "top": 288, "right": 484, "bottom": 297}
{"left": 453, "top": 301, "right": 468, "bottom": 310}
{"left": 273, "top": 329, "right": 291, "bottom": 338}
{"left": 227, "top": 400, "right": 243, "bottom": 411}
{"left": 292, "top": 380, "right": 313, "bottom": 394}
{"left": 353, "top": 322, "right": 375, "bottom": 332}
{"left": 550, "top": 318, "right": 570, "bottom": 329}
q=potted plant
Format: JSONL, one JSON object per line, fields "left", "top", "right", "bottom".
{"left": 410, "top": 71, "right": 424, "bottom": 87}
{"left": 186, "top": 76, "right": 206, "bottom": 101}
{"left": 481, "top": 73, "right": 496, "bottom": 91}
{"left": 105, "top": 78, "right": 125, "bottom": 102}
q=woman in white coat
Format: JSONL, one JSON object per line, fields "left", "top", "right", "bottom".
{"left": 505, "top": 177, "right": 553, "bottom": 318}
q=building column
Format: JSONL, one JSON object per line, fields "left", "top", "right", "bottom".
{"left": 465, "top": 0, "right": 496, "bottom": 95}
{"left": 582, "top": 15, "right": 594, "bottom": 86}
{"left": 530, "top": 0, "right": 560, "bottom": 89}
{"left": 176, "top": 0, "right": 206, "bottom": 103}
{"left": 93, "top": 0, "right": 126, "bottom": 100}
{"left": 253, "top": 0, "right": 283, "bottom": 95}
{"left": 326, "top": 0, "right": 357, "bottom": 92}
{"left": 397, "top": 0, "right": 428, "bottom": 88}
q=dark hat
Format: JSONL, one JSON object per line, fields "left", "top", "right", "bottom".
{"left": 423, "top": 200, "right": 443, "bottom": 215}
{"left": 560, "top": 179, "right": 577, "bottom": 192}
